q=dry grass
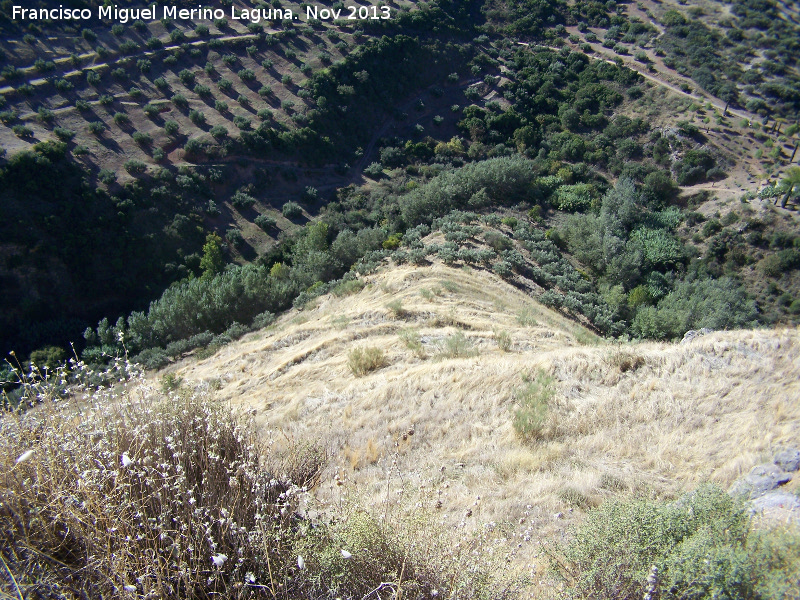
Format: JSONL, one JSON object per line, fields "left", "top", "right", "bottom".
{"left": 1, "top": 352, "right": 514, "bottom": 599}
{"left": 168, "top": 262, "right": 800, "bottom": 587}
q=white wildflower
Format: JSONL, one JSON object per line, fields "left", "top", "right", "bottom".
{"left": 297, "top": 555, "right": 305, "bottom": 570}
{"left": 340, "top": 549, "right": 352, "bottom": 559}
{"left": 15, "top": 449, "right": 34, "bottom": 464}
{"left": 123, "top": 585, "right": 136, "bottom": 593}
{"left": 211, "top": 553, "right": 228, "bottom": 567}
{"left": 121, "top": 453, "right": 133, "bottom": 467}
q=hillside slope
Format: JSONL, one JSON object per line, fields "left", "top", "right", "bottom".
{"left": 169, "top": 261, "right": 800, "bottom": 564}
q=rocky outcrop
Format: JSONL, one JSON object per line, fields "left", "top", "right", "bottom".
{"left": 729, "top": 447, "right": 800, "bottom": 525}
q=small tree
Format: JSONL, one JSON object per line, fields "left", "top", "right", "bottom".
{"left": 200, "top": 232, "right": 224, "bottom": 277}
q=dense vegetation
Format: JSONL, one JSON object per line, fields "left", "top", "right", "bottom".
{"left": 0, "top": 0, "right": 798, "bottom": 369}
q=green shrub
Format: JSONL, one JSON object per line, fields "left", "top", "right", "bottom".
{"left": 177, "top": 69, "right": 195, "bottom": 86}
{"left": 124, "top": 159, "right": 147, "bottom": 175}
{"left": 551, "top": 183, "right": 598, "bottom": 212}
{"left": 632, "top": 277, "right": 757, "bottom": 340}
{"left": 28, "top": 345, "right": 65, "bottom": 370}
{"left": 164, "top": 120, "right": 179, "bottom": 135}
{"left": 98, "top": 169, "right": 117, "bottom": 185}
{"left": 385, "top": 299, "right": 407, "bottom": 318}
{"left": 132, "top": 131, "right": 152, "bottom": 146}
{"left": 171, "top": 94, "right": 188, "bottom": 109}
{"left": 87, "top": 121, "right": 106, "bottom": 135}
{"left": 398, "top": 328, "right": 426, "bottom": 358}
{"left": 209, "top": 124, "right": 228, "bottom": 140}
{"left": 495, "top": 329, "right": 512, "bottom": 351}
{"left": 233, "top": 115, "right": 251, "bottom": 130}
{"left": 53, "top": 127, "right": 76, "bottom": 141}
{"left": 332, "top": 279, "right": 365, "bottom": 297}
{"left": 348, "top": 346, "right": 387, "bottom": 376}
{"left": 282, "top": 201, "right": 303, "bottom": 219}
{"left": 254, "top": 214, "right": 276, "bottom": 231}
{"left": 512, "top": 370, "right": 554, "bottom": 442}
{"left": 555, "top": 485, "right": 800, "bottom": 600}
{"left": 231, "top": 191, "right": 256, "bottom": 209}
{"left": 54, "top": 78, "right": 73, "bottom": 93}
{"left": 188, "top": 110, "right": 205, "bottom": 126}
{"left": 226, "top": 228, "right": 244, "bottom": 246}
{"left": 364, "top": 162, "right": 383, "bottom": 179}
{"left": 435, "top": 331, "right": 475, "bottom": 359}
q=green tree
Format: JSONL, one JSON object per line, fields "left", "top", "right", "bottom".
{"left": 200, "top": 233, "right": 224, "bottom": 278}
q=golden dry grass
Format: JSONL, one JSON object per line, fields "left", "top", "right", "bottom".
{"left": 170, "top": 262, "right": 800, "bottom": 578}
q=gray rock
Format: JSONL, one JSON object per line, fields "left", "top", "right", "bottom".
{"left": 749, "top": 491, "right": 800, "bottom": 525}
{"left": 680, "top": 328, "right": 713, "bottom": 344}
{"left": 728, "top": 463, "right": 792, "bottom": 500}
{"left": 774, "top": 448, "right": 800, "bottom": 473}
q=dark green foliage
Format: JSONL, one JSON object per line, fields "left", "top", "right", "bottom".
{"left": 233, "top": 115, "right": 251, "bottom": 130}
{"left": 231, "top": 191, "right": 256, "bottom": 209}
{"left": 98, "top": 169, "right": 117, "bottom": 185}
{"left": 676, "top": 149, "right": 718, "bottom": 185}
{"left": 282, "top": 201, "right": 303, "bottom": 219}
{"left": 178, "top": 69, "right": 195, "bottom": 87}
{"left": 143, "top": 104, "right": 160, "bottom": 119}
{"left": 124, "top": 159, "right": 147, "bottom": 175}
{"left": 255, "top": 215, "right": 277, "bottom": 231}
{"left": 132, "top": 132, "right": 152, "bottom": 147}
{"left": 53, "top": 127, "right": 76, "bottom": 142}
{"left": 54, "top": 78, "right": 73, "bottom": 93}
{"left": 87, "top": 121, "right": 106, "bottom": 135}
{"left": 188, "top": 110, "right": 206, "bottom": 126}
{"left": 632, "top": 277, "right": 757, "bottom": 340}
{"left": 171, "top": 94, "right": 188, "bottom": 109}
{"left": 209, "top": 125, "right": 228, "bottom": 140}
{"left": 125, "top": 264, "right": 297, "bottom": 349}
{"left": 400, "top": 156, "right": 540, "bottom": 226}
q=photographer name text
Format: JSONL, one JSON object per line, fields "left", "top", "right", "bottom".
{"left": 12, "top": 4, "right": 392, "bottom": 24}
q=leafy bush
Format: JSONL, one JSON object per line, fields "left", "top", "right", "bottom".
{"left": 332, "top": 279, "right": 365, "bottom": 297}
{"left": 231, "top": 191, "right": 256, "bottom": 209}
{"left": 348, "top": 346, "right": 387, "bottom": 376}
{"left": 188, "top": 110, "right": 206, "bottom": 126}
{"left": 551, "top": 183, "right": 598, "bottom": 212}
{"left": 124, "top": 159, "right": 147, "bottom": 175}
{"left": 435, "top": 331, "right": 475, "bottom": 359}
{"left": 208, "top": 124, "right": 227, "bottom": 140}
{"left": 87, "top": 121, "right": 106, "bottom": 135}
{"left": 143, "top": 103, "right": 161, "bottom": 119}
{"left": 400, "top": 156, "right": 540, "bottom": 225}
{"left": 555, "top": 485, "right": 800, "bottom": 600}
{"left": 632, "top": 277, "right": 757, "bottom": 340}
{"left": 282, "top": 201, "right": 303, "bottom": 219}
{"left": 171, "top": 94, "right": 188, "bottom": 109}
{"left": 254, "top": 214, "right": 276, "bottom": 231}
{"left": 512, "top": 370, "right": 554, "bottom": 442}
{"left": 54, "top": 127, "right": 76, "bottom": 141}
